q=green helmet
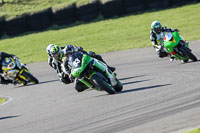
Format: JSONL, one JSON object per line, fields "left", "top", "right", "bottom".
{"left": 151, "top": 21, "right": 162, "bottom": 34}
{"left": 50, "top": 45, "right": 61, "bottom": 59}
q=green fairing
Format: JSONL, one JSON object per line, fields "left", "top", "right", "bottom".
{"left": 80, "top": 78, "right": 100, "bottom": 90}
{"left": 69, "top": 52, "right": 119, "bottom": 93}
{"left": 71, "top": 54, "right": 92, "bottom": 78}
{"left": 164, "top": 32, "right": 189, "bottom": 61}
{"left": 164, "top": 32, "right": 181, "bottom": 53}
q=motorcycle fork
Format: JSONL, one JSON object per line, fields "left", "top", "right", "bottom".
{"left": 80, "top": 76, "right": 100, "bottom": 91}
{"left": 18, "top": 69, "right": 29, "bottom": 82}
{"left": 173, "top": 45, "right": 189, "bottom": 60}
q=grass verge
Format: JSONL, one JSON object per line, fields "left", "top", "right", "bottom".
{"left": 185, "top": 128, "right": 200, "bottom": 133}
{"left": 0, "top": 3, "right": 200, "bottom": 63}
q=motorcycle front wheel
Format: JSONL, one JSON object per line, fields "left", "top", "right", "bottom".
{"left": 21, "top": 71, "right": 39, "bottom": 84}
{"left": 179, "top": 46, "right": 197, "bottom": 62}
{"left": 114, "top": 79, "right": 123, "bottom": 92}
{"left": 91, "top": 75, "right": 116, "bottom": 94}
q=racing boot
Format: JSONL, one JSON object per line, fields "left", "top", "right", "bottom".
{"left": 94, "top": 54, "right": 116, "bottom": 72}
{"left": 108, "top": 66, "right": 116, "bottom": 72}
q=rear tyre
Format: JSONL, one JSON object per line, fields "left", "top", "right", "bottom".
{"left": 91, "top": 75, "right": 115, "bottom": 94}
{"left": 21, "top": 71, "right": 39, "bottom": 84}
{"left": 180, "top": 47, "right": 197, "bottom": 62}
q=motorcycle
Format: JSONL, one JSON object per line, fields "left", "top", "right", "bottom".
{"left": 164, "top": 31, "right": 197, "bottom": 62}
{"left": 1, "top": 57, "right": 39, "bottom": 85}
{"left": 67, "top": 51, "right": 123, "bottom": 94}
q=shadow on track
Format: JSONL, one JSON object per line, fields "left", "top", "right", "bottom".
{"left": 14, "top": 79, "right": 59, "bottom": 88}
{"left": 38, "top": 79, "right": 59, "bottom": 85}
{"left": 119, "top": 75, "right": 147, "bottom": 81}
{"left": 122, "top": 79, "right": 150, "bottom": 86}
{"left": 117, "top": 84, "right": 171, "bottom": 94}
{"left": 176, "top": 59, "right": 200, "bottom": 65}
{"left": 0, "top": 115, "right": 20, "bottom": 120}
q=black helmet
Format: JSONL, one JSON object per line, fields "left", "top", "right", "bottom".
{"left": 64, "top": 45, "right": 75, "bottom": 56}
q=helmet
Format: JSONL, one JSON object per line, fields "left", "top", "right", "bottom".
{"left": 49, "top": 45, "right": 61, "bottom": 59}
{"left": 151, "top": 21, "right": 162, "bottom": 34}
{"left": 64, "top": 45, "right": 75, "bottom": 56}
{"left": 46, "top": 44, "right": 54, "bottom": 55}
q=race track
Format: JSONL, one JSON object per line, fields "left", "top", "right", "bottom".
{"left": 0, "top": 40, "right": 200, "bottom": 133}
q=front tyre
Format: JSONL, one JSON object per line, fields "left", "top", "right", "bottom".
{"left": 91, "top": 75, "right": 115, "bottom": 94}
{"left": 114, "top": 79, "right": 123, "bottom": 92}
{"left": 180, "top": 47, "right": 197, "bottom": 62}
{"left": 21, "top": 71, "right": 39, "bottom": 84}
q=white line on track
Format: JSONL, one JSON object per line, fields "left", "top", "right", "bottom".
{"left": 0, "top": 96, "right": 13, "bottom": 106}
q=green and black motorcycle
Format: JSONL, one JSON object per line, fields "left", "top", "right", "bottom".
{"left": 68, "top": 51, "right": 123, "bottom": 94}
{"left": 164, "top": 31, "right": 197, "bottom": 62}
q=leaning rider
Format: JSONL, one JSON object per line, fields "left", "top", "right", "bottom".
{"left": 62, "top": 44, "right": 116, "bottom": 92}
{"left": 48, "top": 45, "right": 72, "bottom": 84}
{"left": 63, "top": 44, "right": 115, "bottom": 72}
{"left": 0, "top": 52, "right": 16, "bottom": 85}
{"left": 150, "top": 21, "right": 179, "bottom": 61}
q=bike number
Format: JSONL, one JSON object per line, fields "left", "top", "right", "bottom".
{"left": 73, "top": 58, "right": 80, "bottom": 67}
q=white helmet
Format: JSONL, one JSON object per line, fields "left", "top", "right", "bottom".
{"left": 151, "top": 21, "right": 162, "bottom": 34}
{"left": 46, "top": 44, "right": 55, "bottom": 55}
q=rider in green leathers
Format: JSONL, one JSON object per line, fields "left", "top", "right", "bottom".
{"left": 150, "top": 21, "right": 179, "bottom": 61}
{"left": 62, "top": 44, "right": 116, "bottom": 92}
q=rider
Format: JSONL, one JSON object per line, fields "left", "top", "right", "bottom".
{"left": 63, "top": 45, "right": 115, "bottom": 72}
{"left": 150, "top": 21, "right": 179, "bottom": 61}
{"left": 48, "top": 44, "right": 72, "bottom": 84}
{"left": 62, "top": 44, "right": 116, "bottom": 92}
{"left": 0, "top": 52, "right": 16, "bottom": 85}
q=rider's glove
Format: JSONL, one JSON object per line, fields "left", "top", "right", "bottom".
{"left": 69, "top": 74, "right": 75, "bottom": 82}
{"left": 51, "top": 63, "right": 57, "bottom": 70}
{"left": 173, "top": 29, "right": 179, "bottom": 32}
{"left": 157, "top": 45, "right": 162, "bottom": 50}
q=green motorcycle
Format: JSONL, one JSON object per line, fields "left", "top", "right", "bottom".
{"left": 164, "top": 32, "right": 197, "bottom": 62}
{"left": 68, "top": 51, "right": 123, "bottom": 94}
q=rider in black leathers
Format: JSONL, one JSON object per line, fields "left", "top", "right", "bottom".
{"left": 0, "top": 52, "right": 16, "bottom": 85}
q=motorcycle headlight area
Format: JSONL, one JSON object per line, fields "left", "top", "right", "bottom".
{"left": 7, "top": 70, "right": 18, "bottom": 77}
{"left": 8, "top": 62, "right": 16, "bottom": 69}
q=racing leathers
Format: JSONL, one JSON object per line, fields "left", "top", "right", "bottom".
{"left": 150, "top": 27, "right": 178, "bottom": 58}
{"left": 49, "top": 48, "right": 72, "bottom": 84}
{"left": 47, "top": 46, "right": 65, "bottom": 70}
{"left": 0, "top": 52, "right": 16, "bottom": 85}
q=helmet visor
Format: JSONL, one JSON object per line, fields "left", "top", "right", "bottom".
{"left": 154, "top": 27, "right": 161, "bottom": 34}
{"left": 52, "top": 52, "right": 59, "bottom": 59}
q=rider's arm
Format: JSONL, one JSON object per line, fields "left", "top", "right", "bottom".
{"left": 150, "top": 30, "right": 159, "bottom": 48}
{"left": 48, "top": 56, "right": 57, "bottom": 69}
{"left": 162, "top": 27, "right": 178, "bottom": 32}
{"left": 77, "top": 46, "right": 88, "bottom": 54}
{"left": 1, "top": 52, "right": 13, "bottom": 58}
{"left": 63, "top": 58, "right": 71, "bottom": 74}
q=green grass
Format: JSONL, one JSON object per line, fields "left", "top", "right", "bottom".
{"left": 185, "top": 128, "right": 200, "bottom": 133}
{"left": 0, "top": 3, "right": 200, "bottom": 63}
{"left": 0, "top": 0, "right": 100, "bottom": 19}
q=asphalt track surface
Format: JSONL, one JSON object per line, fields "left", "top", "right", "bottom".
{"left": 0, "top": 40, "right": 200, "bottom": 133}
